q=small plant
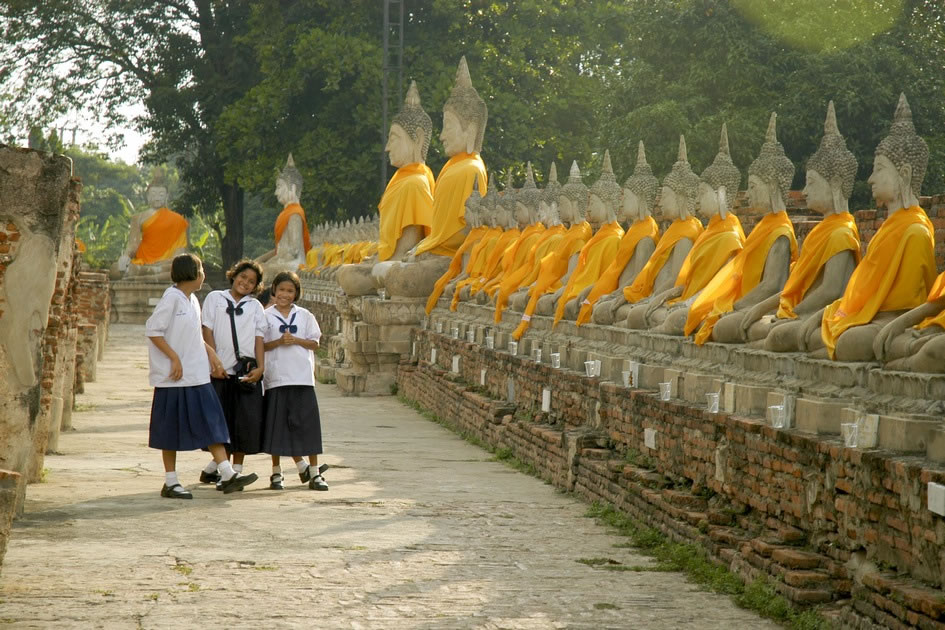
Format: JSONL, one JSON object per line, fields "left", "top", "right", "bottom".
{"left": 39, "top": 468, "right": 50, "bottom": 483}
{"left": 389, "top": 382, "right": 399, "bottom": 395}
{"left": 148, "top": 593, "right": 159, "bottom": 601}
{"left": 173, "top": 564, "right": 192, "bottom": 576}
{"left": 74, "top": 402, "right": 97, "bottom": 412}
{"left": 187, "top": 583, "right": 200, "bottom": 592}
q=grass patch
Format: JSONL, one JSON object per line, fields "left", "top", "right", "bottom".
{"left": 490, "top": 447, "right": 540, "bottom": 477}
{"left": 389, "top": 382, "right": 399, "bottom": 396}
{"left": 73, "top": 402, "right": 97, "bottom": 412}
{"left": 148, "top": 593, "right": 159, "bottom": 601}
{"left": 187, "top": 583, "right": 200, "bottom": 592}
{"left": 93, "top": 589, "right": 114, "bottom": 597}
{"left": 173, "top": 564, "right": 192, "bottom": 576}
{"left": 38, "top": 468, "right": 50, "bottom": 483}
{"left": 253, "top": 565, "right": 278, "bottom": 571}
{"left": 316, "top": 374, "right": 336, "bottom": 385}
{"left": 315, "top": 347, "right": 329, "bottom": 359}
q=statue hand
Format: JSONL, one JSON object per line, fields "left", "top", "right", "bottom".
{"left": 741, "top": 305, "right": 763, "bottom": 337}
{"left": 875, "top": 319, "right": 906, "bottom": 362}
{"left": 118, "top": 254, "right": 130, "bottom": 272}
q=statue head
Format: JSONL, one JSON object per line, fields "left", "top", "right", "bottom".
{"left": 540, "top": 162, "right": 562, "bottom": 226}
{"left": 441, "top": 56, "right": 488, "bottom": 156}
{"left": 145, "top": 168, "right": 169, "bottom": 210}
{"left": 500, "top": 171, "right": 525, "bottom": 228}
{"left": 559, "top": 160, "right": 589, "bottom": 225}
{"left": 748, "top": 113, "right": 794, "bottom": 213}
{"left": 699, "top": 124, "right": 741, "bottom": 219}
{"left": 516, "top": 162, "right": 542, "bottom": 224}
{"left": 275, "top": 153, "right": 303, "bottom": 206}
{"left": 805, "top": 101, "right": 857, "bottom": 214}
{"left": 464, "top": 179, "right": 482, "bottom": 228}
{"left": 481, "top": 175, "right": 500, "bottom": 228}
{"left": 387, "top": 81, "right": 433, "bottom": 167}
{"left": 588, "top": 150, "right": 621, "bottom": 224}
{"left": 869, "top": 93, "right": 928, "bottom": 209}
{"left": 661, "top": 135, "right": 700, "bottom": 220}
{"left": 622, "top": 141, "right": 659, "bottom": 222}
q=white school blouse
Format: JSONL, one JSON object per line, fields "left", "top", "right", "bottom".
{"left": 201, "top": 290, "right": 267, "bottom": 375}
{"left": 262, "top": 304, "right": 321, "bottom": 389}
{"left": 145, "top": 286, "right": 211, "bottom": 388}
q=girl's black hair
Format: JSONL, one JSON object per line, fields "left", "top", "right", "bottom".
{"left": 226, "top": 258, "right": 264, "bottom": 294}
{"left": 171, "top": 253, "right": 202, "bottom": 283}
{"left": 270, "top": 271, "right": 301, "bottom": 302}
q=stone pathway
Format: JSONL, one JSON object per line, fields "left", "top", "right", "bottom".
{"left": 0, "top": 324, "right": 777, "bottom": 629}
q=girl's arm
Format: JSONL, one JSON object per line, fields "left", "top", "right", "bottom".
{"left": 268, "top": 332, "right": 319, "bottom": 351}
{"left": 242, "top": 336, "right": 265, "bottom": 383}
{"left": 202, "top": 326, "right": 216, "bottom": 350}
{"left": 205, "top": 342, "right": 226, "bottom": 379}
{"left": 148, "top": 335, "right": 182, "bottom": 381}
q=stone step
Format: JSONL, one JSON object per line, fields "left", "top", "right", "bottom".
{"left": 861, "top": 572, "right": 945, "bottom": 621}
{"left": 661, "top": 488, "right": 709, "bottom": 511}
{"left": 770, "top": 548, "right": 825, "bottom": 570}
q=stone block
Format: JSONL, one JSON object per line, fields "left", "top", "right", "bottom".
{"left": 793, "top": 397, "right": 846, "bottom": 435}
{"left": 682, "top": 372, "right": 718, "bottom": 405}
{"left": 735, "top": 383, "right": 769, "bottom": 416}
{"left": 927, "top": 429, "right": 945, "bottom": 464}
{"left": 636, "top": 363, "right": 664, "bottom": 390}
{"left": 876, "top": 415, "right": 942, "bottom": 453}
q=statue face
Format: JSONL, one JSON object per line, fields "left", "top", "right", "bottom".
{"left": 538, "top": 200, "right": 551, "bottom": 224}
{"left": 697, "top": 182, "right": 719, "bottom": 218}
{"left": 514, "top": 201, "right": 530, "bottom": 226}
{"left": 868, "top": 154, "right": 901, "bottom": 206}
{"left": 659, "top": 185, "right": 679, "bottom": 220}
{"left": 557, "top": 195, "right": 574, "bottom": 223}
{"left": 587, "top": 194, "right": 608, "bottom": 223}
{"left": 386, "top": 123, "right": 418, "bottom": 168}
{"left": 621, "top": 189, "right": 641, "bottom": 221}
{"left": 275, "top": 178, "right": 297, "bottom": 205}
{"left": 146, "top": 185, "right": 168, "bottom": 209}
{"left": 803, "top": 170, "right": 833, "bottom": 214}
{"left": 747, "top": 175, "right": 771, "bottom": 213}
{"left": 440, "top": 110, "right": 471, "bottom": 157}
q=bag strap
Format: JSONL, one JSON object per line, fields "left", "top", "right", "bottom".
{"left": 226, "top": 299, "right": 242, "bottom": 360}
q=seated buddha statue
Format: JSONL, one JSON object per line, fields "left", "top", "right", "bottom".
{"left": 441, "top": 178, "right": 501, "bottom": 305}
{"left": 384, "top": 56, "right": 488, "bottom": 299}
{"left": 257, "top": 154, "right": 311, "bottom": 278}
{"left": 575, "top": 141, "right": 660, "bottom": 326}
{"left": 802, "top": 94, "right": 936, "bottom": 361}
{"left": 425, "top": 181, "right": 486, "bottom": 313}
{"left": 676, "top": 113, "right": 798, "bottom": 344}
{"left": 339, "top": 81, "right": 434, "bottom": 296}
{"left": 599, "top": 136, "right": 703, "bottom": 327}
{"left": 737, "top": 102, "right": 860, "bottom": 350}
{"left": 874, "top": 271, "right": 945, "bottom": 373}
{"left": 111, "top": 169, "right": 188, "bottom": 281}
{"left": 629, "top": 125, "right": 744, "bottom": 330}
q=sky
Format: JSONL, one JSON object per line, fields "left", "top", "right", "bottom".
{"left": 55, "top": 101, "right": 148, "bottom": 165}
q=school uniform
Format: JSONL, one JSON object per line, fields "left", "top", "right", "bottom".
{"left": 146, "top": 286, "right": 229, "bottom": 451}
{"left": 261, "top": 304, "right": 323, "bottom": 456}
{"left": 202, "top": 290, "right": 267, "bottom": 455}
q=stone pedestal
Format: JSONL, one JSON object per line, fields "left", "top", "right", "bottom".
{"left": 110, "top": 279, "right": 209, "bottom": 324}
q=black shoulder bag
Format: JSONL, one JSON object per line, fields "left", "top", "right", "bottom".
{"left": 226, "top": 300, "right": 258, "bottom": 392}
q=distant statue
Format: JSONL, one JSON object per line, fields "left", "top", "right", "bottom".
{"left": 257, "top": 154, "right": 310, "bottom": 278}
{"left": 111, "top": 169, "right": 188, "bottom": 281}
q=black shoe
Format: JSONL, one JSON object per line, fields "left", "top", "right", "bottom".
{"left": 308, "top": 474, "right": 329, "bottom": 491}
{"left": 161, "top": 484, "right": 193, "bottom": 499}
{"left": 269, "top": 473, "right": 285, "bottom": 490}
{"left": 199, "top": 470, "right": 221, "bottom": 484}
{"left": 318, "top": 463, "right": 329, "bottom": 477}
{"left": 220, "top": 472, "right": 258, "bottom": 494}
{"left": 298, "top": 464, "right": 313, "bottom": 483}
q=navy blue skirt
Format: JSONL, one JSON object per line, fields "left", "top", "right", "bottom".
{"left": 211, "top": 377, "right": 265, "bottom": 455}
{"left": 262, "top": 385, "right": 322, "bottom": 456}
{"left": 149, "top": 384, "right": 230, "bottom": 451}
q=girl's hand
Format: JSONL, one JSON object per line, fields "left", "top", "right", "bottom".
{"left": 210, "top": 360, "right": 227, "bottom": 379}
{"left": 282, "top": 331, "right": 295, "bottom": 345}
{"left": 243, "top": 366, "right": 264, "bottom": 383}
{"left": 169, "top": 356, "right": 183, "bottom": 381}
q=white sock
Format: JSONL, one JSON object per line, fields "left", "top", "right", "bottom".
{"left": 203, "top": 460, "right": 218, "bottom": 474}
{"left": 233, "top": 464, "right": 243, "bottom": 474}
{"left": 295, "top": 460, "right": 309, "bottom": 473}
{"left": 217, "top": 460, "right": 236, "bottom": 481}
{"left": 165, "top": 472, "right": 179, "bottom": 487}
{"left": 272, "top": 465, "right": 282, "bottom": 475}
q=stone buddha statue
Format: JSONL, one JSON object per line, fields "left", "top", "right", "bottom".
{"left": 734, "top": 102, "right": 861, "bottom": 350}
{"left": 803, "top": 93, "right": 935, "bottom": 361}
{"left": 111, "top": 169, "right": 189, "bottom": 281}
{"left": 442, "top": 177, "right": 500, "bottom": 305}
{"left": 629, "top": 125, "right": 745, "bottom": 331}
{"left": 339, "top": 81, "right": 435, "bottom": 296}
{"left": 576, "top": 141, "right": 660, "bottom": 326}
{"left": 552, "top": 150, "right": 626, "bottom": 324}
{"left": 257, "top": 154, "right": 310, "bottom": 278}
{"left": 874, "top": 271, "right": 945, "bottom": 373}
{"left": 598, "top": 136, "right": 703, "bottom": 327}
{"left": 677, "top": 113, "right": 797, "bottom": 344}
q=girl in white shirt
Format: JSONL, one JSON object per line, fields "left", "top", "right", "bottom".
{"left": 261, "top": 271, "right": 328, "bottom": 491}
{"left": 146, "top": 253, "right": 258, "bottom": 498}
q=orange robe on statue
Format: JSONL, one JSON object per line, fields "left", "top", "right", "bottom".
{"left": 414, "top": 153, "right": 487, "bottom": 257}
{"left": 132, "top": 208, "right": 189, "bottom": 265}
{"left": 821, "top": 206, "right": 935, "bottom": 358}
{"left": 377, "top": 163, "right": 435, "bottom": 261}
{"left": 494, "top": 224, "right": 567, "bottom": 323}
{"left": 480, "top": 223, "right": 545, "bottom": 297}
{"left": 667, "top": 213, "right": 745, "bottom": 305}
{"left": 553, "top": 221, "right": 625, "bottom": 326}
{"left": 274, "top": 203, "right": 311, "bottom": 257}
{"left": 451, "top": 228, "right": 518, "bottom": 310}
{"left": 621, "top": 216, "right": 704, "bottom": 305}
{"left": 425, "top": 225, "right": 489, "bottom": 314}
{"left": 917, "top": 272, "right": 945, "bottom": 330}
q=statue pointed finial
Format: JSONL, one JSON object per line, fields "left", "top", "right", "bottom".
{"left": 569, "top": 160, "right": 581, "bottom": 180}
{"left": 825, "top": 101, "right": 840, "bottom": 136}
{"left": 894, "top": 92, "right": 913, "bottom": 125}
{"left": 455, "top": 56, "right": 472, "bottom": 89}
{"left": 505, "top": 169, "right": 514, "bottom": 190}
{"left": 286, "top": 153, "right": 295, "bottom": 168}
{"left": 487, "top": 174, "right": 497, "bottom": 194}
{"left": 524, "top": 161, "right": 536, "bottom": 188}
{"left": 765, "top": 112, "right": 778, "bottom": 143}
{"left": 404, "top": 80, "right": 421, "bottom": 107}
{"left": 635, "top": 141, "right": 647, "bottom": 168}
{"left": 601, "top": 149, "right": 614, "bottom": 175}
{"left": 719, "top": 123, "right": 731, "bottom": 156}
{"left": 678, "top": 135, "right": 688, "bottom": 162}
{"left": 548, "top": 161, "right": 558, "bottom": 183}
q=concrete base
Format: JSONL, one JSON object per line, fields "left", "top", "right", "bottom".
{"left": 111, "top": 280, "right": 211, "bottom": 324}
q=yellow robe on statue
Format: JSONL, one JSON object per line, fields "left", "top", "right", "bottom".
{"left": 425, "top": 225, "right": 489, "bottom": 314}
{"left": 448, "top": 227, "right": 501, "bottom": 296}
{"left": 575, "top": 216, "right": 660, "bottom": 325}
{"left": 451, "top": 228, "right": 519, "bottom": 310}
{"left": 480, "top": 223, "right": 545, "bottom": 297}
{"left": 687, "top": 211, "right": 797, "bottom": 344}
{"left": 668, "top": 213, "right": 745, "bottom": 305}
{"left": 821, "top": 206, "right": 935, "bottom": 358}
{"left": 414, "top": 152, "right": 487, "bottom": 257}
{"left": 512, "top": 222, "right": 593, "bottom": 339}
{"left": 469, "top": 228, "right": 521, "bottom": 296}
{"left": 553, "top": 221, "right": 625, "bottom": 326}
{"left": 621, "top": 216, "right": 704, "bottom": 305}
{"left": 776, "top": 212, "right": 860, "bottom": 319}
{"left": 377, "top": 163, "right": 435, "bottom": 261}
{"left": 132, "top": 208, "right": 189, "bottom": 265}
{"left": 494, "top": 224, "right": 567, "bottom": 323}
{"left": 917, "top": 272, "right": 945, "bottom": 330}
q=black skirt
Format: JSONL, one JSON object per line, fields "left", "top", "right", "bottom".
{"left": 149, "top": 384, "right": 230, "bottom": 451}
{"left": 262, "top": 385, "right": 323, "bottom": 456}
{"left": 211, "top": 377, "right": 265, "bottom": 454}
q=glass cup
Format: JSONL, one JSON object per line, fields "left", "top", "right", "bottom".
{"left": 592, "top": 360, "right": 601, "bottom": 377}
{"left": 551, "top": 353, "right": 561, "bottom": 368}
{"left": 485, "top": 336, "right": 494, "bottom": 350}
{"left": 622, "top": 370, "right": 631, "bottom": 387}
{"left": 436, "top": 322, "right": 443, "bottom": 334}
{"left": 706, "top": 392, "right": 719, "bottom": 414}
{"left": 533, "top": 348, "right": 542, "bottom": 363}
{"left": 451, "top": 326, "right": 459, "bottom": 339}
{"left": 769, "top": 405, "right": 785, "bottom": 428}
{"left": 659, "top": 382, "right": 671, "bottom": 401}
{"left": 508, "top": 341, "right": 518, "bottom": 355}
{"left": 467, "top": 329, "right": 475, "bottom": 343}
{"left": 377, "top": 288, "right": 386, "bottom": 300}
{"left": 841, "top": 422, "right": 859, "bottom": 448}
{"left": 585, "top": 361, "right": 596, "bottom": 377}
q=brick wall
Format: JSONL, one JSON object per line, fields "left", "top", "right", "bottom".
{"left": 73, "top": 271, "right": 111, "bottom": 393}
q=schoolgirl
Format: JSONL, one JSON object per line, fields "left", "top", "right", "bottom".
{"left": 198, "top": 259, "right": 267, "bottom": 487}
{"left": 145, "top": 253, "right": 258, "bottom": 498}
{"left": 261, "top": 271, "right": 329, "bottom": 491}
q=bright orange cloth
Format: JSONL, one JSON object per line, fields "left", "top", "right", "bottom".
{"left": 494, "top": 224, "right": 567, "bottom": 323}
{"left": 687, "top": 211, "right": 797, "bottom": 344}
{"left": 575, "top": 216, "right": 660, "bottom": 325}
{"left": 480, "top": 223, "right": 545, "bottom": 297}
{"left": 425, "top": 225, "right": 489, "bottom": 314}
{"left": 512, "top": 222, "right": 593, "bottom": 339}
{"left": 553, "top": 221, "right": 625, "bottom": 326}
{"left": 917, "top": 272, "right": 945, "bottom": 330}
{"left": 274, "top": 203, "right": 311, "bottom": 256}
{"left": 469, "top": 227, "right": 521, "bottom": 296}
{"left": 821, "top": 206, "right": 935, "bottom": 358}
{"left": 669, "top": 213, "right": 746, "bottom": 304}
{"left": 76, "top": 238, "right": 87, "bottom": 253}
{"left": 776, "top": 212, "right": 860, "bottom": 319}
{"left": 377, "top": 163, "right": 435, "bottom": 261}
{"left": 622, "top": 216, "right": 704, "bottom": 304}
{"left": 451, "top": 228, "right": 518, "bottom": 310}
{"left": 132, "top": 208, "right": 188, "bottom": 265}
{"left": 414, "top": 153, "right": 487, "bottom": 257}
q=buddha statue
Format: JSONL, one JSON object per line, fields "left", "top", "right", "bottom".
{"left": 510, "top": 161, "right": 592, "bottom": 338}
{"left": 628, "top": 125, "right": 745, "bottom": 331}
{"left": 874, "top": 272, "right": 945, "bottom": 372}
{"left": 599, "top": 136, "right": 703, "bottom": 327}
{"left": 257, "top": 154, "right": 311, "bottom": 278}
{"left": 678, "top": 113, "right": 797, "bottom": 344}
{"left": 803, "top": 93, "right": 935, "bottom": 361}
{"left": 734, "top": 102, "right": 861, "bottom": 350}
{"left": 575, "top": 141, "right": 660, "bottom": 326}
{"left": 442, "top": 177, "right": 501, "bottom": 306}
{"left": 111, "top": 169, "right": 188, "bottom": 281}
{"left": 339, "top": 81, "right": 435, "bottom": 296}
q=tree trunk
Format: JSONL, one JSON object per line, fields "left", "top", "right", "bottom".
{"left": 220, "top": 182, "right": 244, "bottom": 270}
